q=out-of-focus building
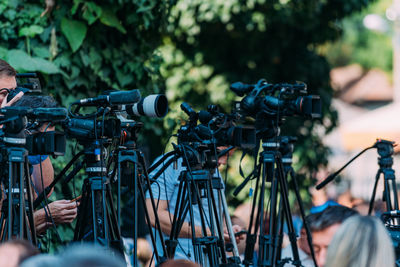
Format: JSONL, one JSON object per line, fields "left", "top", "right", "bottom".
{"left": 323, "top": 64, "right": 399, "bottom": 201}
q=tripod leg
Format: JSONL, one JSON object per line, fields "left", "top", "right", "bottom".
{"left": 276, "top": 158, "right": 301, "bottom": 267}
{"left": 259, "top": 159, "right": 278, "bottom": 267}
{"left": 137, "top": 180, "right": 163, "bottom": 262}
{"left": 206, "top": 178, "right": 228, "bottom": 264}
{"left": 243, "top": 164, "right": 262, "bottom": 266}
{"left": 137, "top": 152, "right": 168, "bottom": 261}
{"left": 391, "top": 178, "right": 400, "bottom": 210}
{"left": 289, "top": 169, "right": 318, "bottom": 267}
{"left": 8, "top": 162, "right": 13, "bottom": 240}
{"left": 74, "top": 180, "right": 91, "bottom": 241}
{"left": 105, "top": 183, "right": 124, "bottom": 254}
{"left": 25, "top": 162, "right": 37, "bottom": 244}
{"left": 369, "top": 170, "right": 382, "bottom": 215}
{"left": 274, "top": 200, "right": 284, "bottom": 265}
{"left": 219, "top": 188, "right": 240, "bottom": 259}
{"left": 167, "top": 176, "right": 187, "bottom": 258}
{"left": 19, "top": 162, "right": 25, "bottom": 239}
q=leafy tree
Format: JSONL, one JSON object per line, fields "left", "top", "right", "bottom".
{"left": 0, "top": 0, "right": 175, "bottom": 251}
{"left": 323, "top": 0, "right": 392, "bottom": 72}
{"left": 0, "top": 0, "right": 174, "bottom": 158}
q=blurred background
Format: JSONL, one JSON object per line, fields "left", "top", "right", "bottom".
{"left": 0, "top": 0, "right": 397, "bottom": 250}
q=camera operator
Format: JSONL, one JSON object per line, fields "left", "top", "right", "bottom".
{"left": 0, "top": 59, "right": 23, "bottom": 107}
{"left": 9, "top": 95, "right": 78, "bottom": 234}
{"left": 145, "top": 146, "right": 244, "bottom": 261}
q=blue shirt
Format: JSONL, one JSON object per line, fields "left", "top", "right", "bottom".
{"left": 146, "top": 156, "right": 222, "bottom": 261}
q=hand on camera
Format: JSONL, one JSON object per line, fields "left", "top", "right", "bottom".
{"left": 0, "top": 89, "right": 24, "bottom": 108}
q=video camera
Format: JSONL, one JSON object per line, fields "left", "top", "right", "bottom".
{"left": 230, "top": 79, "right": 321, "bottom": 119}
{"left": 66, "top": 90, "right": 168, "bottom": 142}
{"left": 177, "top": 102, "right": 256, "bottom": 150}
{"left": 0, "top": 106, "right": 67, "bottom": 156}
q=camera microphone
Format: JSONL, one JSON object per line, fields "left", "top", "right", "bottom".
{"left": 78, "top": 89, "right": 141, "bottom": 106}
{"left": 32, "top": 108, "right": 67, "bottom": 122}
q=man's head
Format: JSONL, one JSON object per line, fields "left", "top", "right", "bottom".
{"left": 0, "top": 59, "right": 17, "bottom": 105}
{"left": 0, "top": 239, "right": 39, "bottom": 267}
{"left": 298, "top": 205, "right": 358, "bottom": 267}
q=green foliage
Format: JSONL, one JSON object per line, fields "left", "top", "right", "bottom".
{"left": 323, "top": 0, "right": 392, "bottom": 72}
{"left": 60, "top": 18, "right": 87, "bottom": 52}
{"left": 0, "top": 0, "right": 174, "bottom": 250}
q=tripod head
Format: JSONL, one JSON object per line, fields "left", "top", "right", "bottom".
{"left": 376, "top": 139, "right": 395, "bottom": 168}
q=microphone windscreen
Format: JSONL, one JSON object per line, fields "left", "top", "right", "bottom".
{"left": 109, "top": 90, "right": 141, "bottom": 105}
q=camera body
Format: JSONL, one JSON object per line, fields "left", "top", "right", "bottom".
{"left": 63, "top": 118, "right": 121, "bottom": 141}
{"left": 178, "top": 103, "right": 256, "bottom": 150}
{"left": 231, "top": 79, "right": 321, "bottom": 120}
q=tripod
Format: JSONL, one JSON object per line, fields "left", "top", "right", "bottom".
{"left": 242, "top": 136, "right": 315, "bottom": 267}
{"left": 115, "top": 122, "right": 168, "bottom": 266}
{"left": 368, "top": 139, "right": 399, "bottom": 215}
{"left": 0, "top": 123, "right": 37, "bottom": 244}
{"left": 150, "top": 144, "right": 240, "bottom": 266}
{"left": 73, "top": 138, "right": 123, "bottom": 253}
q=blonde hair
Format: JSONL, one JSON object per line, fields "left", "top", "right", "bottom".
{"left": 325, "top": 215, "right": 395, "bottom": 267}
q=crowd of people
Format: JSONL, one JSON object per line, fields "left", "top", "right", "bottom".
{"left": 0, "top": 57, "right": 397, "bottom": 267}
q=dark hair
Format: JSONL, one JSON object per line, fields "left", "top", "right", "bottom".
{"left": 306, "top": 205, "right": 358, "bottom": 232}
{"left": 0, "top": 239, "right": 39, "bottom": 264}
{"left": 12, "top": 95, "right": 59, "bottom": 108}
{"left": 0, "top": 59, "right": 17, "bottom": 77}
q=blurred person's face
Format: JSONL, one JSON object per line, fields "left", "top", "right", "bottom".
{"left": 0, "top": 245, "right": 23, "bottom": 267}
{"left": 0, "top": 75, "right": 17, "bottom": 104}
{"left": 217, "top": 146, "right": 236, "bottom": 166}
{"left": 312, "top": 223, "right": 341, "bottom": 267}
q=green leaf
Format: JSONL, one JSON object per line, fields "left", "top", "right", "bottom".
{"left": 6, "top": 49, "right": 60, "bottom": 74}
{"left": 32, "top": 46, "right": 50, "bottom": 58}
{"left": 71, "top": 0, "right": 84, "bottom": 15}
{"left": 18, "top": 25, "right": 44, "bottom": 38}
{"left": 82, "top": 2, "right": 102, "bottom": 25}
{"left": 0, "top": 1, "right": 8, "bottom": 14}
{"left": 32, "top": 57, "right": 60, "bottom": 74}
{"left": 60, "top": 18, "right": 87, "bottom": 52}
{"left": 99, "top": 9, "right": 127, "bottom": 34}
{"left": 0, "top": 46, "right": 8, "bottom": 58}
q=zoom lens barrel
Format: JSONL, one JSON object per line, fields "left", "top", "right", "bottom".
{"left": 125, "top": 94, "right": 168, "bottom": 118}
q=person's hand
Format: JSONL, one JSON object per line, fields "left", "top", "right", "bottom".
{"left": 224, "top": 224, "right": 245, "bottom": 244}
{"left": 47, "top": 199, "right": 78, "bottom": 224}
{"left": 0, "top": 90, "right": 23, "bottom": 107}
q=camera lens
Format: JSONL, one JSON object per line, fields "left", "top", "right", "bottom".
{"left": 125, "top": 94, "right": 168, "bottom": 118}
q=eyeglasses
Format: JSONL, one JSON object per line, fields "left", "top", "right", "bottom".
{"left": 0, "top": 88, "right": 10, "bottom": 95}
